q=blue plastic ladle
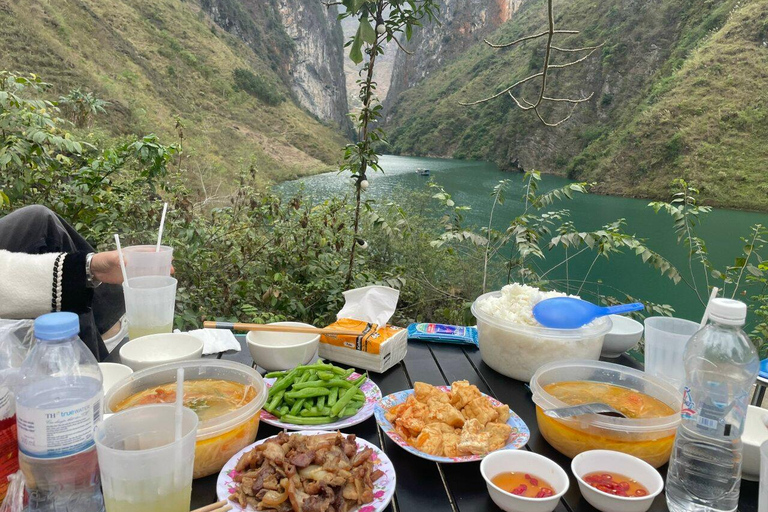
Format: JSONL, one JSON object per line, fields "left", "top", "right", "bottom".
{"left": 532, "top": 297, "right": 644, "bottom": 329}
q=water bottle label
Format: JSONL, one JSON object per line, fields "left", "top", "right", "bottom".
{"left": 16, "top": 392, "right": 102, "bottom": 458}
{"left": 681, "top": 386, "right": 696, "bottom": 420}
{"left": 0, "top": 387, "right": 13, "bottom": 421}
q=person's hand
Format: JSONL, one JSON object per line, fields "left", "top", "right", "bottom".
{"left": 91, "top": 251, "right": 175, "bottom": 284}
{"left": 90, "top": 251, "right": 124, "bottom": 284}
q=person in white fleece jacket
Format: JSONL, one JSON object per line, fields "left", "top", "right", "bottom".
{"left": 0, "top": 205, "right": 126, "bottom": 360}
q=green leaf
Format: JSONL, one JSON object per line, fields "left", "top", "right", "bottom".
{"left": 349, "top": 30, "right": 364, "bottom": 64}
{"left": 405, "top": 23, "right": 413, "bottom": 41}
{"left": 360, "top": 18, "right": 376, "bottom": 44}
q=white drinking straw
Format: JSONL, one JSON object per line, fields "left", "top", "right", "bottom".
{"left": 700, "top": 286, "right": 720, "bottom": 328}
{"left": 174, "top": 367, "right": 184, "bottom": 487}
{"left": 156, "top": 202, "right": 168, "bottom": 252}
{"left": 175, "top": 367, "right": 184, "bottom": 442}
{"left": 114, "top": 233, "right": 129, "bottom": 288}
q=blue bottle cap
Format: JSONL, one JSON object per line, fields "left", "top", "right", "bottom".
{"left": 34, "top": 312, "right": 80, "bottom": 341}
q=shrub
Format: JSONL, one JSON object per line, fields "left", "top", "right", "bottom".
{"left": 232, "top": 68, "right": 284, "bottom": 105}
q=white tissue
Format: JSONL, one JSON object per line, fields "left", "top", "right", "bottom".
{"left": 336, "top": 286, "right": 399, "bottom": 326}
{"left": 174, "top": 328, "right": 241, "bottom": 355}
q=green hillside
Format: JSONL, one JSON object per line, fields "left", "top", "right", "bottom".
{"left": 384, "top": 0, "right": 768, "bottom": 210}
{"left": 0, "top": 0, "right": 347, "bottom": 188}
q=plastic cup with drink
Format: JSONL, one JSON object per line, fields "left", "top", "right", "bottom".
{"left": 95, "top": 404, "right": 198, "bottom": 512}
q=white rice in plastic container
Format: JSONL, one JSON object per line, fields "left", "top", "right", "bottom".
{"left": 471, "top": 284, "right": 611, "bottom": 382}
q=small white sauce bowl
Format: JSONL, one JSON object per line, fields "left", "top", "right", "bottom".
{"left": 480, "top": 450, "right": 569, "bottom": 512}
{"left": 571, "top": 450, "right": 663, "bottom": 512}
{"left": 246, "top": 322, "right": 319, "bottom": 372}
{"left": 601, "top": 315, "right": 644, "bottom": 358}
{"left": 98, "top": 362, "right": 133, "bottom": 396}
{"left": 119, "top": 332, "right": 203, "bottom": 371}
{"left": 742, "top": 405, "right": 768, "bottom": 481}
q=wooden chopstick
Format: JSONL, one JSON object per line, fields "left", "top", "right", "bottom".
{"left": 203, "top": 320, "right": 362, "bottom": 337}
{"left": 191, "top": 500, "right": 230, "bottom": 512}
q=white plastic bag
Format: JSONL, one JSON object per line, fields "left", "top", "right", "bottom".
{"left": 0, "top": 320, "right": 34, "bottom": 372}
{"left": 0, "top": 471, "right": 25, "bottom": 512}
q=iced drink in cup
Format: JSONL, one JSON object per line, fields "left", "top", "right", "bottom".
{"left": 123, "top": 276, "right": 177, "bottom": 339}
{"left": 123, "top": 245, "right": 173, "bottom": 279}
{"left": 95, "top": 404, "right": 198, "bottom": 512}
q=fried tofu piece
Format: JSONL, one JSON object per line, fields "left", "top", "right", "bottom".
{"left": 414, "top": 382, "right": 447, "bottom": 403}
{"left": 496, "top": 404, "right": 511, "bottom": 423}
{"left": 483, "top": 422, "right": 513, "bottom": 450}
{"left": 450, "top": 380, "right": 483, "bottom": 409}
{"left": 457, "top": 418, "right": 494, "bottom": 455}
{"left": 441, "top": 433, "right": 461, "bottom": 458}
{"left": 462, "top": 396, "right": 499, "bottom": 427}
{"left": 414, "top": 424, "right": 444, "bottom": 456}
{"left": 426, "top": 398, "right": 465, "bottom": 428}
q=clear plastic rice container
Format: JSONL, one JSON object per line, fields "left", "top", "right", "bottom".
{"left": 471, "top": 291, "right": 612, "bottom": 382}
{"left": 530, "top": 360, "right": 682, "bottom": 468}
{"left": 104, "top": 360, "right": 267, "bottom": 479}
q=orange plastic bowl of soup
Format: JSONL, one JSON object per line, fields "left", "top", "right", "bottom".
{"left": 530, "top": 360, "right": 681, "bottom": 468}
{"left": 105, "top": 360, "right": 267, "bottom": 478}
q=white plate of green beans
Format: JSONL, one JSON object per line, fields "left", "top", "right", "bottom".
{"left": 260, "top": 361, "right": 382, "bottom": 430}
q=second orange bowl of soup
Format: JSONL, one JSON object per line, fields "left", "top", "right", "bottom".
{"left": 105, "top": 360, "right": 267, "bottom": 478}
{"left": 530, "top": 360, "right": 682, "bottom": 468}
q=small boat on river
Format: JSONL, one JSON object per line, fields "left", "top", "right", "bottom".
{"left": 416, "top": 168, "right": 431, "bottom": 176}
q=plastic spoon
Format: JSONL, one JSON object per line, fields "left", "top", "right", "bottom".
{"left": 533, "top": 297, "right": 644, "bottom": 329}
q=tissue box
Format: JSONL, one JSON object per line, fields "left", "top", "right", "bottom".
{"left": 319, "top": 318, "right": 407, "bottom": 373}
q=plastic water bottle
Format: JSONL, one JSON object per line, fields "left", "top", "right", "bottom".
{"left": 666, "top": 298, "right": 759, "bottom": 512}
{"left": 15, "top": 312, "right": 105, "bottom": 512}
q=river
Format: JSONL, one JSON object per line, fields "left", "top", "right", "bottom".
{"left": 275, "top": 155, "right": 768, "bottom": 323}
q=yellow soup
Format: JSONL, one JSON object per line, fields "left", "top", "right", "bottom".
{"left": 539, "top": 381, "right": 676, "bottom": 468}
{"left": 114, "top": 379, "right": 256, "bottom": 421}
{"left": 114, "top": 379, "right": 261, "bottom": 478}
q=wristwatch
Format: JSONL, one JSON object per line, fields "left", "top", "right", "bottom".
{"left": 85, "top": 252, "right": 102, "bottom": 288}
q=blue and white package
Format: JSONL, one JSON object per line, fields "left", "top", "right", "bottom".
{"left": 407, "top": 323, "right": 478, "bottom": 347}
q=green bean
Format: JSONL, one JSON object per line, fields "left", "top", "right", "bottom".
{"left": 294, "top": 363, "right": 335, "bottom": 372}
{"left": 284, "top": 396, "right": 295, "bottom": 406}
{"left": 269, "top": 369, "right": 297, "bottom": 396}
{"left": 328, "top": 386, "right": 339, "bottom": 406}
{"left": 268, "top": 390, "right": 285, "bottom": 411}
{"left": 293, "top": 379, "right": 353, "bottom": 390}
{"left": 341, "top": 406, "right": 359, "bottom": 417}
{"left": 317, "top": 396, "right": 326, "bottom": 409}
{"left": 264, "top": 370, "right": 288, "bottom": 379}
{"left": 351, "top": 373, "right": 368, "bottom": 386}
{"left": 348, "top": 400, "right": 364, "bottom": 409}
{"left": 317, "top": 371, "right": 335, "bottom": 381}
{"left": 285, "top": 387, "right": 330, "bottom": 399}
{"left": 290, "top": 398, "right": 305, "bottom": 416}
{"left": 300, "top": 408, "right": 332, "bottom": 417}
{"left": 330, "top": 381, "right": 363, "bottom": 417}
{"left": 280, "top": 415, "right": 334, "bottom": 425}
{"left": 279, "top": 405, "right": 289, "bottom": 417}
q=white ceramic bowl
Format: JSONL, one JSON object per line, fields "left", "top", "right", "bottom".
{"left": 742, "top": 405, "right": 768, "bottom": 481}
{"left": 480, "top": 450, "right": 569, "bottom": 512}
{"left": 98, "top": 362, "right": 133, "bottom": 396}
{"left": 571, "top": 450, "right": 663, "bottom": 512}
{"left": 601, "top": 315, "right": 644, "bottom": 358}
{"left": 246, "top": 322, "right": 319, "bottom": 372}
{"left": 119, "top": 333, "right": 203, "bottom": 371}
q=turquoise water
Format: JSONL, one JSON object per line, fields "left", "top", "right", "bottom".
{"left": 276, "top": 155, "right": 768, "bottom": 323}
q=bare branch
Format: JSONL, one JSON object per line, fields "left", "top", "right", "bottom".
{"left": 547, "top": 46, "right": 602, "bottom": 69}
{"left": 391, "top": 35, "right": 414, "bottom": 55}
{"left": 484, "top": 29, "right": 579, "bottom": 49}
{"left": 322, "top": 1, "right": 343, "bottom": 6}
{"left": 534, "top": 103, "right": 577, "bottom": 127}
{"left": 508, "top": 92, "right": 535, "bottom": 111}
{"left": 552, "top": 42, "right": 605, "bottom": 53}
{"left": 459, "top": 72, "right": 543, "bottom": 106}
{"left": 542, "top": 92, "right": 594, "bottom": 103}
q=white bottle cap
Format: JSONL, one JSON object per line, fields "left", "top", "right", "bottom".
{"left": 708, "top": 298, "right": 747, "bottom": 326}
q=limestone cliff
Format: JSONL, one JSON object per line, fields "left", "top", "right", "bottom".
{"left": 201, "top": 0, "right": 349, "bottom": 131}
{"left": 276, "top": 1, "right": 351, "bottom": 132}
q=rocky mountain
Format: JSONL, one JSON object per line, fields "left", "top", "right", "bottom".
{"left": 201, "top": 0, "right": 349, "bottom": 131}
{"left": 0, "top": 0, "right": 349, "bottom": 186}
{"left": 385, "top": 0, "right": 523, "bottom": 111}
{"left": 383, "top": 0, "right": 768, "bottom": 210}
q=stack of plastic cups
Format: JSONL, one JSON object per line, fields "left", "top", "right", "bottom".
{"left": 120, "top": 245, "right": 176, "bottom": 340}
{"left": 643, "top": 317, "right": 700, "bottom": 391}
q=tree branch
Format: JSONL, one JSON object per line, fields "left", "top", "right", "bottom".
{"left": 484, "top": 29, "right": 579, "bottom": 48}
{"left": 552, "top": 42, "right": 605, "bottom": 52}
{"left": 391, "top": 34, "right": 414, "bottom": 55}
